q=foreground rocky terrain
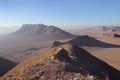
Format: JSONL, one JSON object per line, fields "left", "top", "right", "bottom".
{"left": 1, "top": 44, "right": 120, "bottom": 80}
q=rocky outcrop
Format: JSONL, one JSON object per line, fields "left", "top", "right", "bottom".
{"left": 52, "top": 41, "right": 63, "bottom": 47}
{"left": 113, "top": 33, "right": 120, "bottom": 38}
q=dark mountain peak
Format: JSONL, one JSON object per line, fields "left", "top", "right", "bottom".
{"left": 75, "top": 35, "right": 91, "bottom": 40}
{"left": 67, "top": 35, "right": 95, "bottom": 44}
{"left": 66, "top": 35, "right": 120, "bottom": 48}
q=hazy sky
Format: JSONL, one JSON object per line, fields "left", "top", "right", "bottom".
{"left": 0, "top": 0, "right": 120, "bottom": 27}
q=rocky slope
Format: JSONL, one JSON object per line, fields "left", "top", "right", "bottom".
{"left": 1, "top": 44, "right": 120, "bottom": 80}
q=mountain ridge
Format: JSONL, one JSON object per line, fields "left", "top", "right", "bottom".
{"left": 1, "top": 44, "right": 120, "bottom": 80}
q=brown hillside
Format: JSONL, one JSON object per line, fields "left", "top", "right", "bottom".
{"left": 1, "top": 44, "right": 120, "bottom": 80}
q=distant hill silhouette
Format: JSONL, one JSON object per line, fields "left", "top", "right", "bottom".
{"left": 84, "top": 26, "right": 120, "bottom": 32}
{"left": 0, "top": 57, "right": 17, "bottom": 77}
{"left": 66, "top": 35, "right": 120, "bottom": 48}
{"left": 11, "top": 24, "right": 76, "bottom": 40}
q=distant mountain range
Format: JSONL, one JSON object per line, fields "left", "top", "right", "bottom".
{"left": 78, "top": 26, "right": 120, "bottom": 37}
{"left": 84, "top": 26, "right": 120, "bottom": 32}
{"left": 11, "top": 24, "right": 76, "bottom": 40}
{"left": 98, "top": 26, "right": 120, "bottom": 32}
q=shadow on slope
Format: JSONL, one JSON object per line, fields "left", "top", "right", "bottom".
{"left": 52, "top": 45, "right": 120, "bottom": 79}
{"left": 65, "top": 35, "right": 120, "bottom": 48}
{"left": 32, "top": 45, "right": 120, "bottom": 80}
{"left": 65, "top": 45, "right": 120, "bottom": 80}
{"left": 0, "top": 57, "right": 17, "bottom": 77}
